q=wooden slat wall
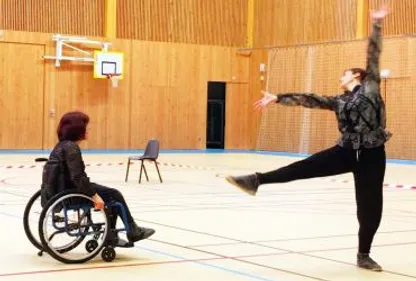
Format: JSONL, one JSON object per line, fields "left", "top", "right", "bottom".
{"left": 252, "top": 0, "right": 416, "bottom": 159}
{"left": 0, "top": 30, "right": 253, "bottom": 150}
{"left": 254, "top": 0, "right": 358, "bottom": 47}
{"left": 2, "top": 1, "right": 416, "bottom": 156}
{"left": 117, "top": 0, "right": 248, "bottom": 46}
{"left": 128, "top": 42, "right": 251, "bottom": 149}
{"left": 248, "top": 49, "right": 268, "bottom": 149}
{"left": 2, "top": 0, "right": 415, "bottom": 46}
{"left": 43, "top": 39, "right": 133, "bottom": 150}
{"left": 256, "top": 36, "right": 414, "bottom": 159}
{"left": 225, "top": 83, "right": 255, "bottom": 149}
{"left": 384, "top": 37, "right": 416, "bottom": 160}
{"left": 368, "top": 0, "right": 416, "bottom": 35}
{"left": 0, "top": 0, "right": 104, "bottom": 37}
{"left": 251, "top": 0, "right": 359, "bottom": 149}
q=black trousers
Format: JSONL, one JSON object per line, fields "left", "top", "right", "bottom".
{"left": 257, "top": 145, "right": 386, "bottom": 254}
{"left": 93, "top": 183, "right": 134, "bottom": 227}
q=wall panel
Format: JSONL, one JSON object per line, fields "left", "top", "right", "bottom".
{"left": 368, "top": 0, "right": 416, "bottom": 36}
{"left": 254, "top": 0, "right": 357, "bottom": 47}
{"left": 129, "top": 41, "right": 253, "bottom": 149}
{"left": 117, "top": 0, "right": 247, "bottom": 46}
{"left": 0, "top": 0, "right": 104, "bottom": 36}
{"left": 0, "top": 30, "right": 253, "bottom": 150}
{"left": 256, "top": 36, "right": 414, "bottom": 159}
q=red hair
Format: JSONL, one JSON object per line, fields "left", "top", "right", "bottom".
{"left": 57, "top": 111, "right": 90, "bottom": 141}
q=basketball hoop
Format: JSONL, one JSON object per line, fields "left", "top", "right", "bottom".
{"left": 106, "top": 73, "right": 121, "bottom": 88}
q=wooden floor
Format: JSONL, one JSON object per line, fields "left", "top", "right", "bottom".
{"left": 1, "top": 151, "right": 416, "bottom": 281}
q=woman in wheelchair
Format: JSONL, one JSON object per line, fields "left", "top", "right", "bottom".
{"left": 42, "top": 111, "right": 155, "bottom": 245}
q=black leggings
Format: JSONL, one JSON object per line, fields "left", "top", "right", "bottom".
{"left": 258, "top": 145, "right": 386, "bottom": 254}
{"left": 93, "top": 183, "right": 134, "bottom": 226}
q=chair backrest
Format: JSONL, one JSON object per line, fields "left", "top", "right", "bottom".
{"left": 143, "top": 139, "right": 160, "bottom": 159}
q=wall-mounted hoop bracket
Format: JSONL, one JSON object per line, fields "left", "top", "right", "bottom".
{"left": 43, "top": 34, "right": 112, "bottom": 67}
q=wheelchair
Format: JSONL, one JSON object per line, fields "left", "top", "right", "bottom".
{"left": 23, "top": 160, "right": 135, "bottom": 264}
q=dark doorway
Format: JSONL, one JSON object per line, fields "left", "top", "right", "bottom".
{"left": 206, "top": 82, "right": 226, "bottom": 149}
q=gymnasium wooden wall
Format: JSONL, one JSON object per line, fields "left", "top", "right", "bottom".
{"left": 0, "top": 31, "right": 250, "bottom": 150}
{"left": 369, "top": 0, "right": 416, "bottom": 36}
{"left": 247, "top": 0, "right": 361, "bottom": 155}
{"left": 3, "top": 0, "right": 415, "bottom": 46}
{"left": 0, "top": 0, "right": 104, "bottom": 37}
{"left": 253, "top": 0, "right": 358, "bottom": 47}
{"left": 0, "top": 0, "right": 247, "bottom": 46}
{"left": 252, "top": 0, "right": 416, "bottom": 48}
{"left": 256, "top": 35, "right": 416, "bottom": 160}
{"left": 117, "top": 0, "right": 248, "bottom": 46}
{"left": 250, "top": 0, "right": 416, "bottom": 160}
{"left": 1, "top": 0, "right": 416, "bottom": 157}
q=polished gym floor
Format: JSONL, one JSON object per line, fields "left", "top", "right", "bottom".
{"left": 1, "top": 151, "right": 416, "bottom": 281}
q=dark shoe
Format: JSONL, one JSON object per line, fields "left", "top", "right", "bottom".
{"left": 127, "top": 222, "right": 155, "bottom": 242}
{"left": 357, "top": 253, "right": 382, "bottom": 272}
{"left": 225, "top": 173, "right": 259, "bottom": 196}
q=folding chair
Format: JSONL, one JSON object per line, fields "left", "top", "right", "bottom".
{"left": 125, "top": 139, "right": 163, "bottom": 183}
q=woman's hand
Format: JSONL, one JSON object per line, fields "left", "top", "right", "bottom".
{"left": 253, "top": 90, "right": 278, "bottom": 111}
{"left": 92, "top": 193, "right": 105, "bottom": 210}
{"left": 371, "top": 5, "right": 390, "bottom": 20}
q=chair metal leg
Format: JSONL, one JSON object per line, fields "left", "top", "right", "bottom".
{"left": 154, "top": 161, "right": 162, "bottom": 183}
{"left": 143, "top": 163, "right": 149, "bottom": 181}
{"left": 139, "top": 160, "right": 144, "bottom": 183}
{"left": 125, "top": 159, "right": 131, "bottom": 182}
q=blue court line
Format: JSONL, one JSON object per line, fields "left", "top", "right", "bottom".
{"left": 134, "top": 244, "right": 277, "bottom": 281}
{"left": 0, "top": 211, "right": 277, "bottom": 281}
{"left": 254, "top": 150, "right": 311, "bottom": 158}
{"left": 255, "top": 150, "right": 416, "bottom": 165}
{"left": 0, "top": 212, "right": 23, "bottom": 220}
{"left": 385, "top": 159, "right": 416, "bottom": 165}
{"left": 0, "top": 149, "right": 251, "bottom": 154}
{"left": 2, "top": 148, "right": 416, "bottom": 165}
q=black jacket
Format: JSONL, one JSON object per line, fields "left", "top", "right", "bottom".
{"left": 48, "top": 140, "right": 97, "bottom": 197}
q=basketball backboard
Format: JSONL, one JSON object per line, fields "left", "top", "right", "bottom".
{"left": 93, "top": 51, "right": 124, "bottom": 79}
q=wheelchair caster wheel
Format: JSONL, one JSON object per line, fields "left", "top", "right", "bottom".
{"left": 86, "top": 240, "right": 99, "bottom": 253}
{"left": 101, "top": 246, "right": 116, "bottom": 262}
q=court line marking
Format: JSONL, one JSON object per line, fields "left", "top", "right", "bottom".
{"left": 150, "top": 237, "right": 416, "bottom": 279}
{"left": 0, "top": 255, "right": 279, "bottom": 280}
{"left": 136, "top": 219, "right": 416, "bottom": 278}
{"left": 2, "top": 195, "right": 415, "bottom": 279}
{"left": 187, "top": 229, "right": 416, "bottom": 248}
{"left": 0, "top": 211, "right": 279, "bottom": 281}
{"left": 2, "top": 159, "right": 416, "bottom": 190}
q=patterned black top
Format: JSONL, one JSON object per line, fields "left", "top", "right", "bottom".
{"left": 274, "top": 19, "right": 392, "bottom": 150}
{"left": 49, "top": 140, "right": 97, "bottom": 196}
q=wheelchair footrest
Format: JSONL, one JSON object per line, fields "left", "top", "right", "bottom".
{"left": 116, "top": 241, "right": 134, "bottom": 248}
{"left": 106, "top": 238, "right": 134, "bottom": 248}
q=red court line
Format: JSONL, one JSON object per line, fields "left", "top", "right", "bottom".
{"left": 0, "top": 161, "right": 214, "bottom": 170}
{"left": 0, "top": 252, "right": 284, "bottom": 277}
{"left": 2, "top": 161, "right": 416, "bottom": 190}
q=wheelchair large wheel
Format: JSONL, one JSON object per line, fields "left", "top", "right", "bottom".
{"left": 23, "top": 190, "right": 43, "bottom": 250}
{"left": 39, "top": 191, "right": 109, "bottom": 264}
{"left": 24, "top": 190, "right": 87, "bottom": 255}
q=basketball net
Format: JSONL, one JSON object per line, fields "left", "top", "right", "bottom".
{"left": 106, "top": 73, "right": 120, "bottom": 88}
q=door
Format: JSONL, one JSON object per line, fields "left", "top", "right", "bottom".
{"left": 0, "top": 43, "right": 45, "bottom": 149}
{"left": 206, "top": 82, "right": 226, "bottom": 149}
